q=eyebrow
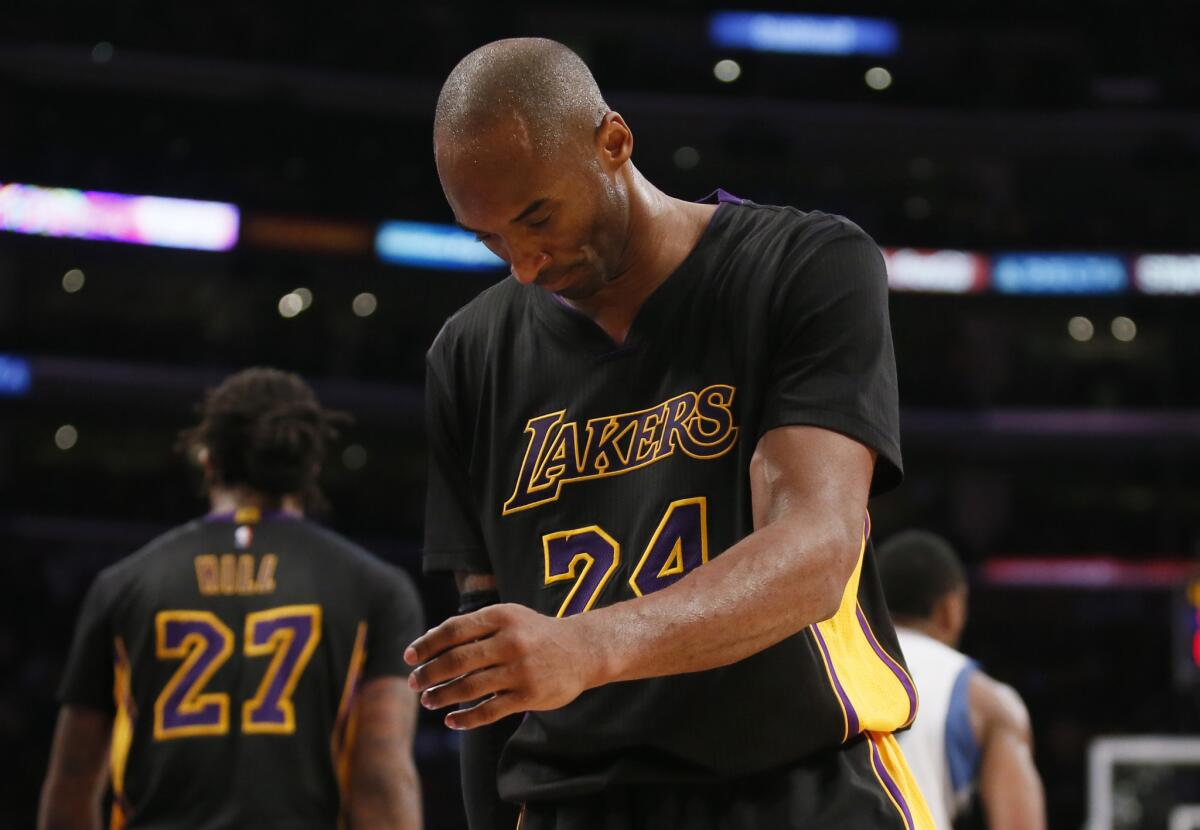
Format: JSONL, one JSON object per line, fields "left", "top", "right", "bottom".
{"left": 455, "top": 198, "right": 550, "bottom": 236}
{"left": 510, "top": 198, "right": 548, "bottom": 224}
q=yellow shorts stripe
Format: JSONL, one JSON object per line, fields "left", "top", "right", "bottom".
{"left": 866, "top": 731, "right": 938, "bottom": 830}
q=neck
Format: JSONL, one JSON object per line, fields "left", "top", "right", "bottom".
{"left": 209, "top": 486, "right": 304, "bottom": 517}
{"left": 563, "top": 165, "right": 716, "bottom": 345}
{"left": 896, "top": 617, "right": 955, "bottom": 648}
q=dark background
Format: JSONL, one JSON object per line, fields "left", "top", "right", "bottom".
{"left": 3, "top": 1, "right": 1200, "bottom": 827}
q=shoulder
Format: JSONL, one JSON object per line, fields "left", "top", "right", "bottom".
{"left": 291, "top": 519, "right": 381, "bottom": 567}
{"left": 720, "top": 201, "right": 877, "bottom": 263}
{"left": 968, "top": 670, "right": 1033, "bottom": 743}
{"left": 102, "top": 518, "right": 206, "bottom": 584}
{"left": 79, "top": 519, "right": 206, "bottom": 614}
{"left": 297, "top": 521, "right": 420, "bottom": 599}
{"left": 711, "top": 201, "right": 886, "bottom": 308}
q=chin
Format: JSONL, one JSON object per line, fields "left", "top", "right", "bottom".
{"left": 556, "top": 281, "right": 601, "bottom": 302}
{"left": 555, "top": 270, "right": 607, "bottom": 301}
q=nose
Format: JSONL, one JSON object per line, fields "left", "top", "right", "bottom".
{"left": 509, "top": 250, "right": 552, "bottom": 285}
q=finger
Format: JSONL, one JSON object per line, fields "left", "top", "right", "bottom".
{"left": 409, "top": 639, "right": 500, "bottom": 693}
{"left": 421, "top": 666, "right": 509, "bottom": 710}
{"left": 445, "top": 692, "right": 524, "bottom": 731}
{"left": 405, "top": 609, "right": 502, "bottom": 666}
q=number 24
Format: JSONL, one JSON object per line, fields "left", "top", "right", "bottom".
{"left": 543, "top": 497, "right": 709, "bottom": 618}
{"left": 153, "top": 604, "right": 321, "bottom": 741}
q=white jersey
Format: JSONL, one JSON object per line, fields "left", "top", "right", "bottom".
{"left": 896, "top": 627, "right": 981, "bottom": 830}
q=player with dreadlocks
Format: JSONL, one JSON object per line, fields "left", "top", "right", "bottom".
{"left": 39, "top": 367, "right": 424, "bottom": 830}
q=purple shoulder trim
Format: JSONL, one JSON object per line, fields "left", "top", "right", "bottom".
{"left": 698, "top": 188, "right": 745, "bottom": 205}
{"left": 202, "top": 509, "right": 298, "bottom": 523}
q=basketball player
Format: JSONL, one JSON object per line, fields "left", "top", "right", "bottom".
{"left": 878, "top": 530, "right": 1045, "bottom": 830}
{"left": 406, "top": 38, "right": 935, "bottom": 829}
{"left": 38, "top": 368, "right": 424, "bottom": 830}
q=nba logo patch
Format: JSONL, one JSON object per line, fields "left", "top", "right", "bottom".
{"left": 235, "top": 525, "right": 253, "bottom": 549}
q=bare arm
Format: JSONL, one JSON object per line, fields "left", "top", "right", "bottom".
{"left": 345, "top": 676, "right": 422, "bottom": 830}
{"left": 970, "top": 672, "right": 1046, "bottom": 830}
{"left": 407, "top": 424, "right": 874, "bottom": 728}
{"left": 38, "top": 706, "right": 111, "bottom": 830}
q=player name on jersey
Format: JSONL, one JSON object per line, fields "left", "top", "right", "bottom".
{"left": 194, "top": 553, "right": 278, "bottom": 596}
{"left": 503, "top": 384, "right": 740, "bottom": 514}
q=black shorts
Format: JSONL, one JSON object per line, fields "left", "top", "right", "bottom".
{"left": 515, "top": 732, "right": 934, "bottom": 830}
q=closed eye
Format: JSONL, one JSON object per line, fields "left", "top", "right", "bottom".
{"left": 528, "top": 214, "right": 552, "bottom": 228}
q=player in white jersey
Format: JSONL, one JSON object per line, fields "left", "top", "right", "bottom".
{"left": 878, "top": 530, "right": 1046, "bottom": 830}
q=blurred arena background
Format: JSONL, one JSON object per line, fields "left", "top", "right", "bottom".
{"left": 3, "top": 2, "right": 1200, "bottom": 827}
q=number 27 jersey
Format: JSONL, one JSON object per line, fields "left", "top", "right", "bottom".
{"left": 424, "top": 195, "right": 915, "bottom": 802}
{"left": 58, "top": 511, "right": 423, "bottom": 829}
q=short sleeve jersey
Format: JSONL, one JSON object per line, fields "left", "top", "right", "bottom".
{"left": 58, "top": 510, "right": 424, "bottom": 829}
{"left": 424, "top": 194, "right": 916, "bottom": 802}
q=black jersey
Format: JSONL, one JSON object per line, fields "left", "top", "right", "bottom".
{"left": 58, "top": 508, "right": 424, "bottom": 830}
{"left": 424, "top": 192, "right": 914, "bottom": 802}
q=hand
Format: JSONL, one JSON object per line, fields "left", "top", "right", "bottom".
{"left": 404, "top": 603, "right": 598, "bottom": 730}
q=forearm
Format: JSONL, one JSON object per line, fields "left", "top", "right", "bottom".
{"left": 407, "top": 427, "right": 875, "bottom": 729}
{"left": 345, "top": 677, "right": 423, "bottom": 830}
{"left": 347, "top": 754, "right": 422, "bottom": 830}
{"left": 37, "top": 800, "right": 101, "bottom": 830}
{"left": 574, "top": 507, "right": 860, "bottom": 687}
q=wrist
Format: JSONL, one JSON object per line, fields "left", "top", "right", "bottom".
{"left": 564, "top": 605, "right": 626, "bottom": 689}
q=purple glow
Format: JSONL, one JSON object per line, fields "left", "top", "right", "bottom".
{"left": 0, "top": 183, "right": 239, "bottom": 251}
{"left": 982, "top": 557, "right": 1193, "bottom": 589}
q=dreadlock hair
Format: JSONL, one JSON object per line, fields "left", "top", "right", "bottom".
{"left": 179, "top": 367, "right": 350, "bottom": 512}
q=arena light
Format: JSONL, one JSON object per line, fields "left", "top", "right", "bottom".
{"left": 352, "top": 292, "right": 378, "bottom": 317}
{"left": 1068, "top": 316, "right": 1095, "bottom": 342}
{"left": 864, "top": 66, "right": 893, "bottom": 91}
{"left": 62, "top": 269, "right": 86, "bottom": 293}
{"left": 0, "top": 182, "right": 239, "bottom": 251}
{"left": 241, "top": 215, "right": 373, "bottom": 256}
{"left": 375, "top": 221, "right": 505, "bottom": 271}
{"left": 0, "top": 354, "right": 32, "bottom": 397}
{"left": 55, "top": 424, "right": 79, "bottom": 451}
{"left": 1134, "top": 254, "right": 1200, "bottom": 295}
{"left": 992, "top": 253, "right": 1128, "bottom": 295}
{"left": 882, "top": 248, "right": 988, "bottom": 293}
{"left": 982, "top": 557, "right": 1193, "bottom": 589}
{"left": 709, "top": 12, "right": 900, "bottom": 57}
{"left": 1111, "top": 316, "right": 1137, "bottom": 343}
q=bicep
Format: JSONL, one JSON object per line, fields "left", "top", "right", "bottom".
{"left": 45, "top": 705, "right": 111, "bottom": 781}
{"left": 745, "top": 426, "right": 876, "bottom": 621}
{"left": 749, "top": 424, "right": 875, "bottom": 532}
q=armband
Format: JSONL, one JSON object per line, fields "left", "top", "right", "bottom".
{"left": 458, "top": 589, "right": 500, "bottom": 615}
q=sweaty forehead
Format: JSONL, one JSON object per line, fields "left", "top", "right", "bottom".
{"left": 436, "top": 119, "right": 582, "bottom": 224}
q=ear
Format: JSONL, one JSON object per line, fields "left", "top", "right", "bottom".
{"left": 938, "top": 587, "right": 968, "bottom": 646}
{"left": 197, "top": 446, "right": 216, "bottom": 483}
{"left": 596, "top": 111, "right": 633, "bottom": 171}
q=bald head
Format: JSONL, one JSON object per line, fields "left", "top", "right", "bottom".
{"left": 434, "top": 38, "right": 609, "bottom": 161}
